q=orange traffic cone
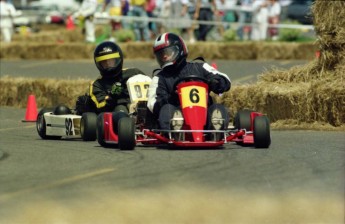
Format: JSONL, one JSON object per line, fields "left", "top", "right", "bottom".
{"left": 211, "top": 62, "right": 218, "bottom": 70}
{"left": 66, "top": 15, "right": 75, "bottom": 30}
{"left": 22, "top": 94, "right": 38, "bottom": 122}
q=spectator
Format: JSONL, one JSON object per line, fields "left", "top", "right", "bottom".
{"left": 250, "top": 0, "right": 269, "bottom": 41}
{"left": 0, "top": 0, "right": 17, "bottom": 43}
{"left": 130, "top": 0, "right": 150, "bottom": 41}
{"left": 157, "top": 0, "right": 172, "bottom": 34}
{"left": 215, "top": 0, "right": 236, "bottom": 38}
{"left": 146, "top": 0, "right": 157, "bottom": 39}
{"left": 182, "top": 0, "right": 196, "bottom": 43}
{"left": 170, "top": 0, "right": 195, "bottom": 43}
{"left": 121, "top": 0, "right": 131, "bottom": 29}
{"left": 103, "top": 0, "right": 124, "bottom": 32}
{"left": 122, "top": 0, "right": 130, "bottom": 16}
{"left": 279, "top": 0, "right": 292, "bottom": 21}
{"left": 194, "top": 0, "right": 217, "bottom": 41}
{"left": 74, "top": 0, "right": 98, "bottom": 43}
{"left": 236, "top": 0, "right": 253, "bottom": 41}
{"left": 268, "top": 0, "right": 281, "bottom": 40}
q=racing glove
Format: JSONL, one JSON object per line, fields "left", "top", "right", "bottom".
{"left": 208, "top": 76, "right": 226, "bottom": 94}
{"left": 75, "top": 94, "right": 94, "bottom": 115}
{"left": 111, "top": 82, "right": 123, "bottom": 96}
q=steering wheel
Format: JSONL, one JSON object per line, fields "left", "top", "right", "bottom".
{"left": 173, "top": 75, "right": 208, "bottom": 89}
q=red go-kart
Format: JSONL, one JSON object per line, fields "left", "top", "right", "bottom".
{"left": 96, "top": 75, "right": 271, "bottom": 150}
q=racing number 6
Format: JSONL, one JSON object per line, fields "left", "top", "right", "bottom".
{"left": 189, "top": 88, "right": 200, "bottom": 103}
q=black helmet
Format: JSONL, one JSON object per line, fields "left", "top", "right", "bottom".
{"left": 54, "top": 105, "right": 71, "bottom": 115}
{"left": 94, "top": 41, "right": 123, "bottom": 78}
{"left": 153, "top": 32, "right": 188, "bottom": 70}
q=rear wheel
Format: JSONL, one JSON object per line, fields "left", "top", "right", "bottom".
{"left": 80, "top": 113, "right": 97, "bottom": 141}
{"left": 253, "top": 116, "right": 271, "bottom": 148}
{"left": 118, "top": 117, "right": 136, "bottom": 150}
{"left": 36, "top": 108, "right": 61, "bottom": 140}
{"left": 233, "top": 109, "right": 254, "bottom": 131}
{"left": 233, "top": 109, "right": 253, "bottom": 145}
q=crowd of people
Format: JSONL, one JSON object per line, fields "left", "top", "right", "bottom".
{"left": 96, "top": 0, "right": 285, "bottom": 43}
{"left": 0, "top": 0, "right": 288, "bottom": 43}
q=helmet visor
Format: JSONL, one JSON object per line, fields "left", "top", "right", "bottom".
{"left": 95, "top": 52, "right": 122, "bottom": 70}
{"left": 155, "top": 46, "right": 179, "bottom": 68}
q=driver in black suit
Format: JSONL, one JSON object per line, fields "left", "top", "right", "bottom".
{"left": 147, "top": 32, "right": 231, "bottom": 131}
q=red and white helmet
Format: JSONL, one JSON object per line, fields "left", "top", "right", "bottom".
{"left": 153, "top": 32, "right": 188, "bottom": 69}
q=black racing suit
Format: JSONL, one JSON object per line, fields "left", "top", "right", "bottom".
{"left": 90, "top": 68, "right": 146, "bottom": 113}
{"left": 147, "top": 61, "right": 231, "bottom": 117}
{"left": 147, "top": 60, "right": 231, "bottom": 130}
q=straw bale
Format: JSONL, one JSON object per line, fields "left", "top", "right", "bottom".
{"left": 312, "top": 1, "right": 345, "bottom": 40}
{"left": 13, "top": 26, "right": 98, "bottom": 43}
{"left": 0, "top": 43, "right": 96, "bottom": 59}
{"left": 256, "top": 42, "right": 317, "bottom": 60}
{"left": 120, "top": 42, "right": 155, "bottom": 59}
{"left": 13, "top": 30, "right": 79, "bottom": 43}
{"left": 0, "top": 76, "right": 90, "bottom": 108}
{"left": 187, "top": 42, "right": 256, "bottom": 60}
{"left": 312, "top": 0, "right": 345, "bottom": 70}
{"left": 258, "top": 60, "right": 319, "bottom": 83}
{"left": 220, "top": 78, "right": 345, "bottom": 126}
{"left": 0, "top": 42, "right": 316, "bottom": 60}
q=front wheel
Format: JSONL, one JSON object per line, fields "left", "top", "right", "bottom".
{"left": 118, "top": 117, "right": 136, "bottom": 150}
{"left": 253, "top": 116, "right": 271, "bottom": 148}
{"left": 96, "top": 113, "right": 109, "bottom": 147}
{"left": 80, "top": 112, "right": 97, "bottom": 141}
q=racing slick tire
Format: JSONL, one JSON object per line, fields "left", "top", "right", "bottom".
{"left": 80, "top": 112, "right": 97, "bottom": 141}
{"left": 36, "top": 108, "right": 61, "bottom": 140}
{"left": 253, "top": 115, "right": 271, "bottom": 148}
{"left": 233, "top": 109, "right": 254, "bottom": 145}
{"left": 118, "top": 117, "right": 136, "bottom": 150}
{"left": 96, "top": 113, "right": 111, "bottom": 147}
{"left": 233, "top": 109, "right": 253, "bottom": 131}
{"left": 113, "top": 111, "right": 129, "bottom": 134}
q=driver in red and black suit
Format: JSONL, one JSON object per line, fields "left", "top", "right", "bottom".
{"left": 147, "top": 32, "right": 231, "bottom": 131}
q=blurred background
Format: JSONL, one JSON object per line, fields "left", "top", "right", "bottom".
{"left": 6, "top": 0, "right": 315, "bottom": 43}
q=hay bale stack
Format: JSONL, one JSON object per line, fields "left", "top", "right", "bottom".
{"left": 313, "top": 1, "right": 345, "bottom": 71}
{"left": 13, "top": 29, "right": 85, "bottom": 43}
{"left": 0, "top": 43, "right": 95, "bottom": 59}
{"left": 221, "top": 78, "right": 344, "bottom": 126}
{"left": 0, "top": 76, "right": 90, "bottom": 108}
{"left": 0, "top": 41, "right": 317, "bottom": 60}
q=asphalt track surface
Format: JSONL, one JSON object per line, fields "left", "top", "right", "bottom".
{"left": 0, "top": 59, "right": 344, "bottom": 223}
